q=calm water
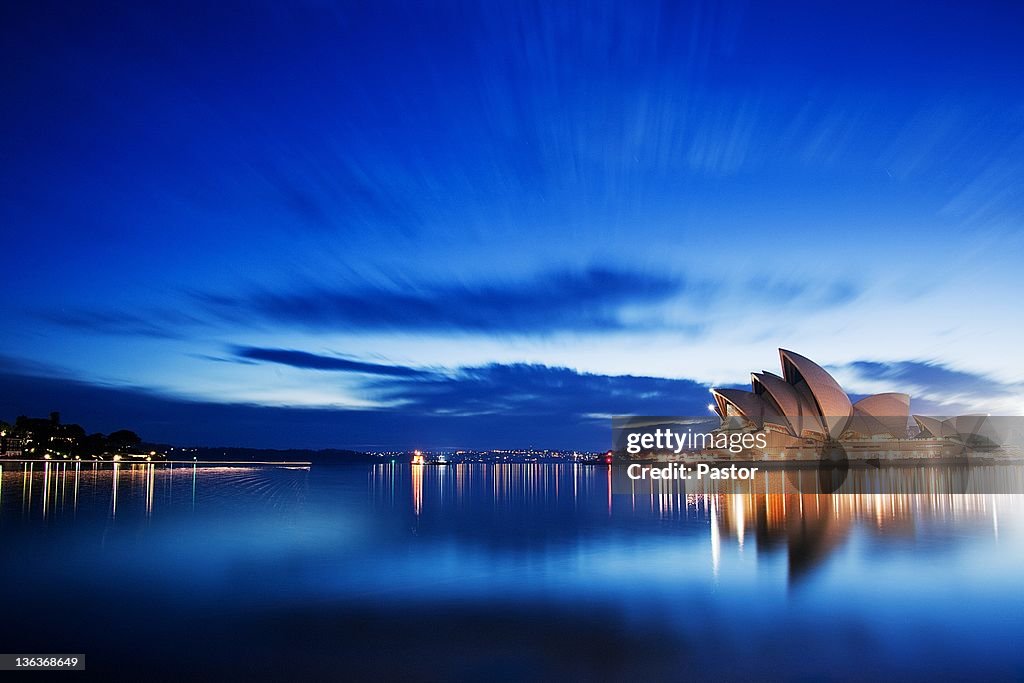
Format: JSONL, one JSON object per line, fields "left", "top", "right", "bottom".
{"left": 1, "top": 461, "right": 1023, "bottom": 681}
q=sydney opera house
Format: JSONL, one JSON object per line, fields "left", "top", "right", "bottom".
{"left": 710, "top": 349, "right": 998, "bottom": 457}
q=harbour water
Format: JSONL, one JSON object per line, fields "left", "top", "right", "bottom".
{"left": 1, "top": 461, "right": 1023, "bottom": 680}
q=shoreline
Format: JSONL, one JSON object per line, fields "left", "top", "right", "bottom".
{"left": 0, "top": 459, "right": 312, "bottom": 466}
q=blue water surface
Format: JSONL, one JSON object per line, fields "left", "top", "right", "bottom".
{"left": 1, "top": 461, "right": 1022, "bottom": 681}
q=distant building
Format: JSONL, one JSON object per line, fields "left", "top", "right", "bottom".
{"left": 711, "top": 349, "right": 910, "bottom": 452}
{"left": 710, "top": 349, "right": 1005, "bottom": 457}
{"left": 1, "top": 433, "right": 25, "bottom": 457}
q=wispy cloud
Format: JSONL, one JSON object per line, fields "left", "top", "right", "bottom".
{"left": 373, "top": 362, "right": 709, "bottom": 419}
{"left": 234, "top": 346, "right": 428, "bottom": 377}
{"left": 839, "top": 359, "right": 1024, "bottom": 414}
{"left": 41, "top": 309, "right": 202, "bottom": 339}
{"left": 255, "top": 154, "right": 424, "bottom": 237}
{"left": 231, "top": 346, "right": 711, "bottom": 419}
{"left": 199, "top": 267, "right": 690, "bottom": 334}
{"left": 40, "top": 266, "right": 863, "bottom": 352}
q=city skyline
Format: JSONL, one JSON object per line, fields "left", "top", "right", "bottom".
{"left": 3, "top": 1, "right": 1024, "bottom": 448}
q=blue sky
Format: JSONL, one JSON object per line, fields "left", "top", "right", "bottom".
{"left": 2, "top": 1, "right": 1023, "bottom": 448}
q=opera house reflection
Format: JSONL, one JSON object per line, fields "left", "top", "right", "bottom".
{"left": 387, "top": 462, "right": 1013, "bottom": 583}
{"left": 705, "top": 490, "right": 1004, "bottom": 582}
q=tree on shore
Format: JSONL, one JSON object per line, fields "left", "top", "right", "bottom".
{"left": 108, "top": 430, "right": 142, "bottom": 453}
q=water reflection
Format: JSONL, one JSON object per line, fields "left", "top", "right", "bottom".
{"left": 1, "top": 462, "right": 1021, "bottom": 590}
{"left": 0, "top": 462, "right": 310, "bottom": 522}
{"left": 707, "top": 491, "right": 1005, "bottom": 582}
{"left": 370, "top": 463, "right": 1018, "bottom": 584}
{"left": 2, "top": 461, "right": 1017, "bottom": 562}
{"left": 111, "top": 462, "right": 119, "bottom": 516}
{"left": 1, "top": 462, "right": 1022, "bottom": 679}
{"left": 411, "top": 461, "right": 423, "bottom": 517}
